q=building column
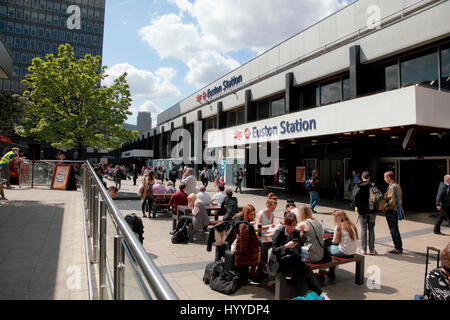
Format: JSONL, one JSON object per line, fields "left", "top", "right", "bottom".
{"left": 285, "top": 72, "right": 294, "bottom": 114}
{"left": 349, "top": 45, "right": 365, "bottom": 99}
{"left": 152, "top": 129, "right": 157, "bottom": 161}
{"left": 217, "top": 102, "right": 225, "bottom": 129}
{"left": 245, "top": 90, "right": 252, "bottom": 123}
{"left": 159, "top": 127, "right": 164, "bottom": 160}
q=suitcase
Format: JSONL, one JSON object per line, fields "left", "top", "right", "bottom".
{"left": 414, "top": 246, "right": 441, "bottom": 300}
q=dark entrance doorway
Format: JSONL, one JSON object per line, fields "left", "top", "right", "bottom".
{"left": 400, "top": 159, "right": 447, "bottom": 211}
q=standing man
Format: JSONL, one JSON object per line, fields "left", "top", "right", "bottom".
{"left": 200, "top": 167, "right": 210, "bottom": 187}
{"left": 169, "top": 166, "right": 178, "bottom": 186}
{"left": 235, "top": 168, "right": 244, "bottom": 194}
{"left": 353, "top": 171, "right": 378, "bottom": 255}
{"left": 333, "top": 169, "right": 344, "bottom": 201}
{"left": 308, "top": 170, "right": 320, "bottom": 213}
{"left": 434, "top": 175, "right": 450, "bottom": 235}
{"left": 182, "top": 167, "right": 196, "bottom": 195}
{"left": 383, "top": 171, "right": 403, "bottom": 254}
{"left": 0, "top": 147, "right": 21, "bottom": 189}
{"left": 131, "top": 164, "right": 138, "bottom": 186}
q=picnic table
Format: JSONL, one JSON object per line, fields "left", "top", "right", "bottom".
{"left": 174, "top": 205, "right": 243, "bottom": 242}
{"left": 149, "top": 192, "right": 173, "bottom": 218}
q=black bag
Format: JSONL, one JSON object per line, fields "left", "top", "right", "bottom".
{"left": 171, "top": 219, "right": 189, "bottom": 244}
{"left": 266, "top": 253, "right": 280, "bottom": 276}
{"left": 203, "top": 261, "right": 224, "bottom": 285}
{"left": 125, "top": 213, "right": 144, "bottom": 243}
{"left": 209, "top": 263, "right": 241, "bottom": 295}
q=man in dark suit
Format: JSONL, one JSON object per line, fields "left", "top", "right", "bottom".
{"left": 434, "top": 175, "right": 450, "bottom": 235}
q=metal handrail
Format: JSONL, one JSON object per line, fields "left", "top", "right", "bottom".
{"left": 84, "top": 161, "right": 178, "bottom": 300}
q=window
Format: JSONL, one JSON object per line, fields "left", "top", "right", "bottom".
{"left": 53, "top": 15, "right": 59, "bottom": 26}
{"left": 237, "top": 109, "right": 245, "bottom": 125}
{"left": 87, "top": 22, "right": 92, "bottom": 33}
{"left": 22, "top": 24, "right": 29, "bottom": 36}
{"left": 31, "top": 12, "right": 38, "bottom": 23}
{"left": 385, "top": 64, "right": 399, "bottom": 91}
{"left": 66, "top": 32, "right": 72, "bottom": 42}
{"left": 271, "top": 98, "right": 285, "bottom": 117}
{"left": 6, "top": 36, "right": 13, "bottom": 47}
{"left": 7, "top": 21, "right": 13, "bottom": 33}
{"left": 44, "top": 42, "right": 50, "bottom": 53}
{"left": 13, "top": 52, "right": 20, "bottom": 63}
{"left": 29, "top": 53, "right": 35, "bottom": 64}
{"left": 0, "top": 5, "right": 6, "bottom": 18}
{"left": 86, "top": 35, "right": 91, "bottom": 45}
{"left": 320, "top": 80, "right": 341, "bottom": 105}
{"left": 15, "top": 23, "right": 22, "bottom": 35}
{"left": 401, "top": 51, "right": 438, "bottom": 88}
{"left": 254, "top": 101, "right": 269, "bottom": 120}
{"left": 22, "top": 39, "right": 28, "bottom": 49}
{"left": 441, "top": 47, "right": 450, "bottom": 91}
{"left": 46, "top": 14, "right": 52, "bottom": 25}
{"left": 37, "top": 41, "right": 43, "bottom": 51}
{"left": 342, "top": 77, "right": 351, "bottom": 101}
{"left": 30, "top": 40, "right": 36, "bottom": 50}
{"left": 302, "top": 85, "right": 319, "bottom": 109}
{"left": 24, "top": 10, "right": 30, "bottom": 21}
{"left": 38, "top": 27, "right": 44, "bottom": 38}
{"left": 40, "top": 0, "right": 46, "bottom": 10}
{"left": 80, "top": 34, "right": 85, "bottom": 44}
{"left": 13, "top": 66, "right": 20, "bottom": 77}
{"left": 0, "top": 19, "right": 5, "bottom": 32}
{"left": 59, "top": 31, "right": 65, "bottom": 41}
{"left": 14, "top": 37, "right": 21, "bottom": 49}
{"left": 73, "top": 33, "right": 78, "bottom": 43}
{"left": 52, "top": 30, "right": 58, "bottom": 40}
{"left": 45, "top": 28, "right": 51, "bottom": 39}
{"left": 30, "top": 26, "right": 37, "bottom": 36}
{"left": 8, "top": 8, "right": 15, "bottom": 19}
{"left": 21, "top": 52, "right": 28, "bottom": 64}
{"left": 39, "top": 13, "right": 45, "bottom": 24}
{"left": 16, "top": 9, "right": 23, "bottom": 20}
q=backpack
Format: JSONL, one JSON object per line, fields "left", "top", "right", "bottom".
{"left": 171, "top": 219, "right": 189, "bottom": 244}
{"left": 203, "top": 261, "right": 224, "bottom": 285}
{"left": 125, "top": 213, "right": 144, "bottom": 243}
{"left": 352, "top": 183, "right": 370, "bottom": 213}
{"left": 305, "top": 178, "right": 312, "bottom": 191}
{"left": 369, "top": 184, "right": 384, "bottom": 211}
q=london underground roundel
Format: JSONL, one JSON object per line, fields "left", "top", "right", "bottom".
{"left": 244, "top": 128, "right": 251, "bottom": 139}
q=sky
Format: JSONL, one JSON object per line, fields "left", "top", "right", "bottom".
{"left": 102, "top": 0, "right": 354, "bottom": 127}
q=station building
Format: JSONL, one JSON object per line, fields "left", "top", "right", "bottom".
{"left": 120, "top": 0, "right": 450, "bottom": 211}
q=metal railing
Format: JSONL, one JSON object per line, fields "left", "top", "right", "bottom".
{"left": 82, "top": 161, "right": 178, "bottom": 300}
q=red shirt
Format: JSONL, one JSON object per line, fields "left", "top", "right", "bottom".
{"left": 169, "top": 190, "right": 188, "bottom": 213}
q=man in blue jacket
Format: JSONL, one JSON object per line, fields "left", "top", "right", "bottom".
{"left": 434, "top": 175, "right": 450, "bottom": 235}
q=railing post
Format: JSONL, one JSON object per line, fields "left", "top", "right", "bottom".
{"left": 114, "top": 234, "right": 125, "bottom": 300}
{"left": 92, "top": 192, "right": 99, "bottom": 263}
{"left": 99, "top": 199, "right": 107, "bottom": 300}
{"left": 89, "top": 183, "right": 96, "bottom": 238}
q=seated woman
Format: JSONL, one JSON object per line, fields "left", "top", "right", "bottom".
{"left": 268, "top": 212, "right": 329, "bottom": 299}
{"left": 256, "top": 199, "right": 277, "bottom": 232}
{"left": 231, "top": 205, "right": 261, "bottom": 283}
{"left": 318, "top": 210, "right": 359, "bottom": 279}
{"left": 166, "top": 180, "right": 177, "bottom": 194}
{"left": 152, "top": 180, "right": 167, "bottom": 193}
{"left": 173, "top": 193, "right": 210, "bottom": 235}
{"left": 296, "top": 205, "right": 324, "bottom": 264}
{"left": 424, "top": 241, "right": 450, "bottom": 300}
{"left": 222, "top": 189, "right": 239, "bottom": 221}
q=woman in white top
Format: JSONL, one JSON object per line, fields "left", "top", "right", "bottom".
{"left": 318, "top": 209, "right": 359, "bottom": 279}
{"left": 329, "top": 210, "right": 359, "bottom": 257}
{"left": 257, "top": 199, "right": 277, "bottom": 232}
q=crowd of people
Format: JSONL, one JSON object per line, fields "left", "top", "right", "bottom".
{"left": 93, "top": 161, "right": 449, "bottom": 300}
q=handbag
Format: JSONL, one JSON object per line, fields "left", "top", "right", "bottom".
{"left": 393, "top": 186, "right": 405, "bottom": 221}
{"left": 209, "top": 263, "right": 240, "bottom": 294}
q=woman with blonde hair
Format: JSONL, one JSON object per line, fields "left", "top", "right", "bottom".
{"left": 330, "top": 210, "right": 359, "bottom": 257}
{"left": 186, "top": 193, "right": 209, "bottom": 232}
{"left": 317, "top": 210, "right": 359, "bottom": 279}
{"left": 140, "top": 171, "right": 155, "bottom": 218}
{"left": 233, "top": 204, "right": 256, "bottom": 224}
{"left": 296, "top": 205, "right": 324, "bottom": 263}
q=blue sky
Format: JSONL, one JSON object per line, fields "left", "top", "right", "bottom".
{"left": 102, "top": 0, "right": 354, "bottom": 126}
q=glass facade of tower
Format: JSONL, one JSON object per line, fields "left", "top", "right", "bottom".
{"left": 0, "top": 0, "right": 105, "bottom": 93}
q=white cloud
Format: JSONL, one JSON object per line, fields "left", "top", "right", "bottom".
{"left": 139, "top": 0, "right": 350, "bottom": 88}
{"left": 103, "top": 62, "right": 180, "bottom": 100}
{"left": 138, "top": 100, "right": 163, "bottom": 114}
{"left": 155, "top": 67, "right": 177, "bottom": 81}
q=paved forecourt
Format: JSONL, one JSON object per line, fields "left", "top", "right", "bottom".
{"left": 113, "top": 175, "right": 449, "bottom": 300}
{"left": 0, "top": 187, "right": 90, "bottom": 300}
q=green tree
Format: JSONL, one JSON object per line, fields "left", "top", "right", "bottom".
{"left": 0, "top": 92, "right": 29, "bottom": 136}
{"left": 17, "top": 44, "right": 138, "bottom": 159}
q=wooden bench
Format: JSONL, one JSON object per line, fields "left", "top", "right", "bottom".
{"left": 274, "top": 254, "right": 365, "bottom": 300}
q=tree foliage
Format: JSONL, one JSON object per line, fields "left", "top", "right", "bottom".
{"left": 17, "top": 44, "right": 138, "bottom": 158}
{"left": 0, "top": 92, "right": 28, "bottom": 136}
